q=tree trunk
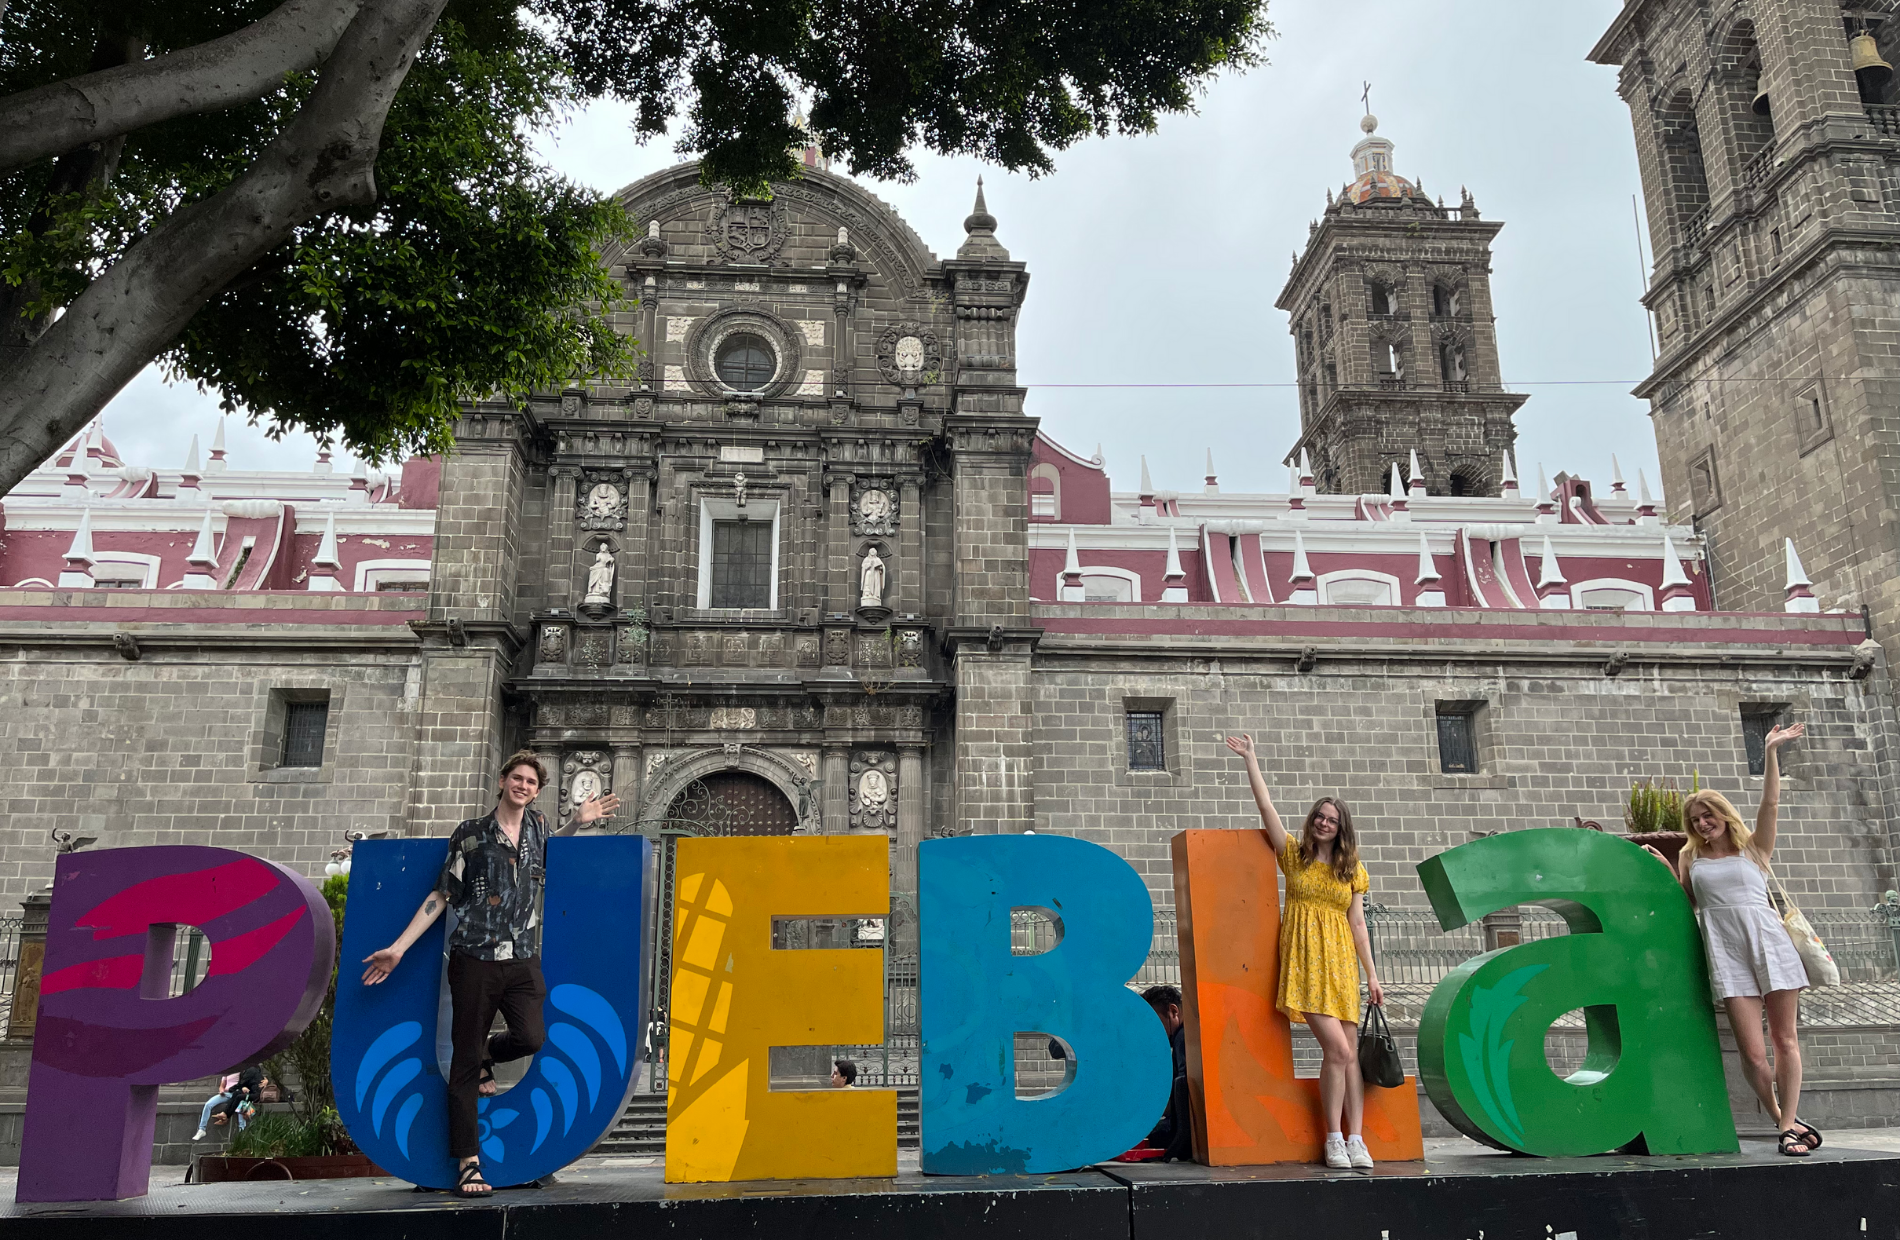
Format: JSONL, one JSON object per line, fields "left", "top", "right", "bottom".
{"left": 0, "top": 0, "right": 361, "bottom": 176}
{"left": 0, "top": 0, "right": 450, "bottom": 496}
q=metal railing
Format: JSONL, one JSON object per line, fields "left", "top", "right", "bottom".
{"left": 1867, "top": 103, "right": 1900, "bottom": 136}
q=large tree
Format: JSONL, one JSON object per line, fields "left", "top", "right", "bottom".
{"left": 0, "top": 0, "right": 1269, "bottom": 493}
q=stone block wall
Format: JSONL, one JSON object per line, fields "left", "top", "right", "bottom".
{"left": 0, "top": 601, "right": 424, "bottom": 908}
{"left": 1028, "top": 604, "right": 1900, "bottom": 912}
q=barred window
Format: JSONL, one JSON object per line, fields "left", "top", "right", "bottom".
{"left": 1436, "top": 709, "right": 1478, "bottom": 774}
{"left": 1741, "top": 708, "right": 1782, "bottom": 777}
{"left": 282, "top": 701, "right": 329, "bottom": 768}
{"left": 1126, "top": 711, "right": 1166, "bottom": 771}
{"left": 710, "top": 520, "right": 772, "bottom": 609}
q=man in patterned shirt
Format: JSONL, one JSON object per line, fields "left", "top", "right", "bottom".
{"left": 361, "top": 751, "right": 618, "bottom": 1195}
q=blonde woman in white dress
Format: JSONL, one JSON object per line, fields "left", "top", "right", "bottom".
{"left": 1645, "top": 722, "right": 1815, "bottom": 1156}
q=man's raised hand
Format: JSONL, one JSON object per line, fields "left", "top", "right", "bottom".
{"left": 575, "top": 792, "right": 622, "bottom": 825}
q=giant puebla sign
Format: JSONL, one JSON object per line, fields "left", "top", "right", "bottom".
{"left": 17, "top": 847, "right": 335, "bottom": 1203}
{"left": 17, "top": 829, "right": 1745, "bottom": 1201}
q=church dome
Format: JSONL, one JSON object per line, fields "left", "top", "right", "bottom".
{"left": 1346, "top": 114, "right": 1423, "bottom": 205}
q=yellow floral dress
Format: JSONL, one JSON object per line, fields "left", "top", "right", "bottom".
{"left": 1277, "top": 838, "right": 1370, "bottom": 1025}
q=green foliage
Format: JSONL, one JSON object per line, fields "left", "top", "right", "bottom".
{"left": 227, "top": 1107, "right": 351, "bottom": 1160}
{"left": 534, "top": 0, "right": 1273, "bottom": 191}
{"left": 2, "top": 1, "right": 635, "bottom": 467}
{"left": 1623, "top": 770, "right": 1702, "bottom": 834}
{"left": 267, "top": 872, "right": 350, "bottom": 1140}
{"left": 2, "top": 0, "right": 1270, "bottom": 461}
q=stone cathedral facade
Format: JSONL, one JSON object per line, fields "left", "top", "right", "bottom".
{"left": 1590, "top": 2, "right": 1900, "bottom": 665}
{"left": 406, "top": 164, "right": 1036, "bottom": 896}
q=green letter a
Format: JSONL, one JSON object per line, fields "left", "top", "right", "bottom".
{"left": 1415, "top": 829, "right": 1737, "bottom": 1156}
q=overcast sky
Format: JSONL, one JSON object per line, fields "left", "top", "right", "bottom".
{"left": 94, "top": 1, "right": 1662, "bottom": 502}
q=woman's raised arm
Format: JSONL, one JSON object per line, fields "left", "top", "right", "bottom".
{"left": 1752, "top": 721, "right": 1804, "bottom": 861}
{"left": 1225, "top": 734, "right": 1290, "bottom": 856}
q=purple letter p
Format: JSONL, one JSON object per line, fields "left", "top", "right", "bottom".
{"left": 16, "top": 846, "right": 336, "bottom": 1202}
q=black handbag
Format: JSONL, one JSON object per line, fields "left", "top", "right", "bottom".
{"left": 1358, "top": 1003, "right": 1404, "bottom": 1089}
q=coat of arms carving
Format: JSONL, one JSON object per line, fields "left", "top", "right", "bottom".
{"left": 708, "top": 196, "right": 789, "bottom": 263}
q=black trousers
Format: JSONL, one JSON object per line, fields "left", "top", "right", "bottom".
{"left": 446, "top": 953, "right": 546, "bottom": 1160}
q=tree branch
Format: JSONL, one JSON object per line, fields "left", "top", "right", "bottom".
{"left": 0, "top": 0, "right": 362, "bottom": 176}
{"left": 0, "top": 0, "right": 450, "bottom": 495}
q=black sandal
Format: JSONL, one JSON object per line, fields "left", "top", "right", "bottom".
{"left": 1788, "top": 1121, "right": 1822, "bottom": 1150}
{"left": 458, "top": 1162, "right": 493, "bottom": 1195}
{"left": 478, "top": 1062, "right": 497, "bottom": 1096}
{"left": 1778, "top": 1129, "right": 1813, "bottom": 1157}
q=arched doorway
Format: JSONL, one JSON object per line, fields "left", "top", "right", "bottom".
{"left": 663, "top": 770, "right": 799, "bottom": 836}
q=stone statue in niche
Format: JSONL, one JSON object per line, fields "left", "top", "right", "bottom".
{"left": 584, "top": 544, "right": 615, "bottom": 606}
{"left": 859, "top": 548, "right": 887, "bottom": 610}
{"left": 734, "top": 472, "right": 748, "bottom": 509}
{"left": 848, "top": 751, "right": 897, "bottom": 831}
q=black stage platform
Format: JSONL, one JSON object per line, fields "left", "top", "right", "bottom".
{"left": 6, "top": 1146, "right": 1896, "bottom": 1240}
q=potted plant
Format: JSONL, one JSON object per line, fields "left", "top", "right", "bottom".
{"left": 195, "top": 874, "right": 389, "bottom": 1182}
{"left": 1623, "top": 773, "right": 1699, "bottom": 867}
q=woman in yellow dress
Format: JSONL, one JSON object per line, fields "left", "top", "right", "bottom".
{"left": 1226, "top": 734, "right": 1385, "bottom": 1170}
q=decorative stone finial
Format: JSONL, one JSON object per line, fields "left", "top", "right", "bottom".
{"left": 639, "top": 218, "right": 668, "bottom": 258}
{"left": 829, "top": 225, "right": 856, "bottom": 264}
{"left": 957, "top": 176, "right": 1009, "bottom": 261}
{"left": 1784, "top": 539, "right": 1819, "bottom": 613}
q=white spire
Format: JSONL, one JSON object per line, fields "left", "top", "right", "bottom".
{"left": 308, "top": 509, "right": 343, "bottom": 591}
{"left": 1537, "top": 533, "right": 1567, "bottom": 587}
{"left": 1784, "top": 538, "right": 1812, "bottom": 590}
{"left": 1389, "top": 462, "right": 1405, "bottom": 499}
{"left": 1537, "top": 462, "right": 1550, "bottom": 501}
{"left": 1501, "top": 450, "right": 1518, "bottom": 492}
{"left": 1637, "top": 468, "right": 1654, "bottom": 507}
{"left": 1610, "top": 453, "right": 1626, "bottom": 493}
{"left": 1063, "top": 528, "right": 1082, "bottom": 578}
{"left": 58, "top": 508, "right": 96, "bottom": 587}
{"left": 1415, "top": 531, "right": 1441, "bottom": 584}
{"left": 1162, "top": 526, "right": 1188, "bottom": 602}
{"left": 1290, "top": 527, "right": 1314, "bottom": 582}
{"left": 1660, "top": 533, "right": 1691, "bottom": 588}
{"left": 206, "top": 417, "right": 228, "bottom": 473}
{"left": 1204, "top": 448, "right": 1219, "bottom": 495}
{"left": 64, "top": 509, "right": 95, "bottom": 564}
{"left": 187, "top": 509, "right": 219, "bottom": 567}
{"left": 1060, "top": 528, "right": 1084, "bottom": 602}
{"left": 1408, "top": 448, "right": 1426, "bottom": 494}
{"left": 314, "top": 509, "right": 341, "bottom": 569}
{"left": 1139, "top": 456, "right": 1154, "bottom": 495}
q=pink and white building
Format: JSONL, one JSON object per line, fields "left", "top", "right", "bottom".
{"left": 0, "top": 419, "right": 438, "bottom": 594}
{"left": 1027, "top": 433, "right": 1826, "bottom": 617}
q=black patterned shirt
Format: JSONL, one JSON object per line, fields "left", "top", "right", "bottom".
{"left": 438, "top": 808, "right": 548, "bottom": 962}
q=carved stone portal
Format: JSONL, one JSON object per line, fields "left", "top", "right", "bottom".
{"left": 849, "top": 751, "right": 897, "bottom": 831}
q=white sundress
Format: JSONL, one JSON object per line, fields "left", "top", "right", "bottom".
{"left": 1689, "top": 853, "right": 1809, "bottom": 1000}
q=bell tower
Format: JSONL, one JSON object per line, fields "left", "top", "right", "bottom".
{"left": 1276, "top": 115, "right": 1526, "bottom": 497}
{"left": 1590, "top": 4, "right": 1900, "bottom": 655}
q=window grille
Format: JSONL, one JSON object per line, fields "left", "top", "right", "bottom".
{"left": 1436, "top": 711, "right": 1478, "bottom": 774}
{"left": 282, "top": 701, "right": 329, "bottom": 768}
{"left": 1741, "top": 709, "right": 1782, "bottom": 777}
{"left": 711, "top": 520, "right": 772, "bottom": 609}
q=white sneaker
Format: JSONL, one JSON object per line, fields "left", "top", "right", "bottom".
{"left": 1346, "top": 1135, "right": 1375, "bottom": 1170}
{"left": 1323, "top": 1134, "right": 1352, "bottom": 1169}
{"left": 193, "top": 1128, "right": 207, "bottom": 1141}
